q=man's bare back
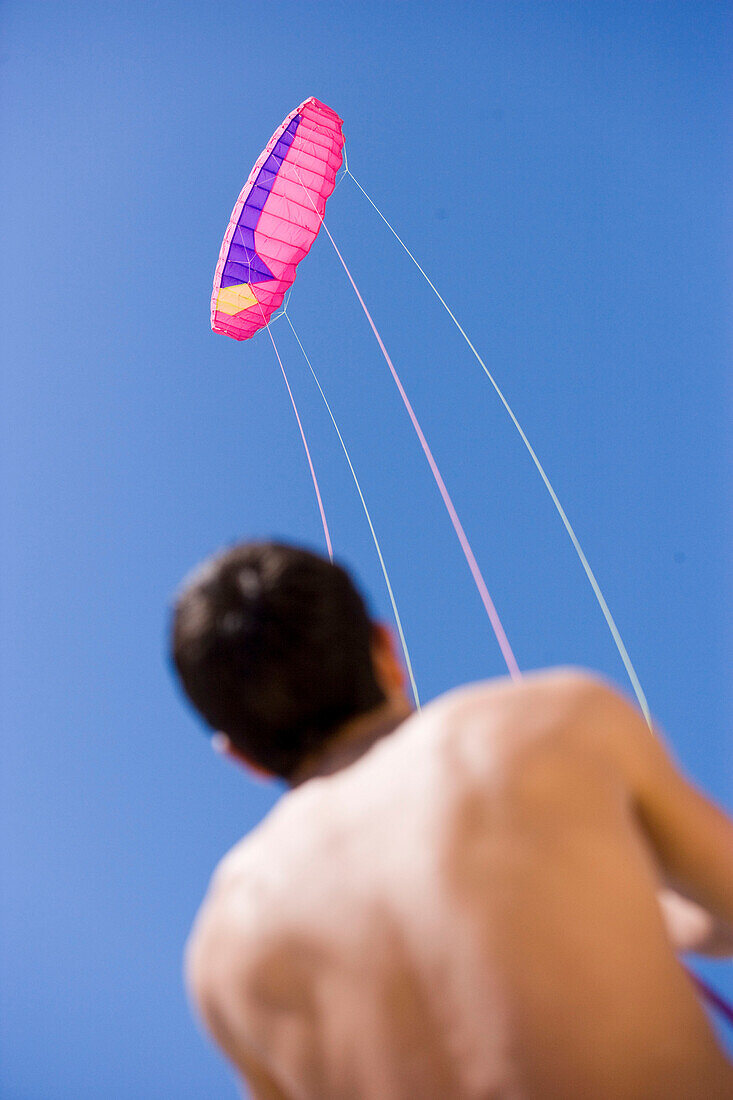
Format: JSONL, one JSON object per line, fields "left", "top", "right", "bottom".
{"left": 186, "top": 671, "right": 733, "bottom": 1098}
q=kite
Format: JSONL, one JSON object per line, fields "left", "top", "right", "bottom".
{"left": 211, "top": 97, "right": 344, "bottom": 341}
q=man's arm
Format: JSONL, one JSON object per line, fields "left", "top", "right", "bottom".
{"left": 581, "top": 677, "right": 733, "bottom": 953}
{"left": 658, "top": 888, "right": 733, "bottom": 957}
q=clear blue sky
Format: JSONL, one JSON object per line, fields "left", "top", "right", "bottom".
{"left": 1, "top": 2, "right": 730, "bottom": 1096}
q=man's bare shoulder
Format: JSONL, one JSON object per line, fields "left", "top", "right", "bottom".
{"left": 185, "top": 779, "right": 329, "bottom": 994}
{"left": 410, "top": 667, "right": 656, "bottom": 814}
{"left": 421, "top": 666, "right": 621, "bottom": 743}
{"left": 185, "top": 844, "right": 258, "bottom": 1005}
{"left": 184, "top": 831, "right": 300, "bottom": 1068}
{"left": 185, "top": 832, "right": 308, "bottom": 1098}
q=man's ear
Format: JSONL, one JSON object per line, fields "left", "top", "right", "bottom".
{"left": 371, "top": 622, "right": 407, "bottom": 696}
{"left": 211, "top": 733, "right": 274, "bottom": 783}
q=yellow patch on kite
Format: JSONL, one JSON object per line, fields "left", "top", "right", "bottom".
{"left": 216, "top": 282, "right": 259, "bottom": 316}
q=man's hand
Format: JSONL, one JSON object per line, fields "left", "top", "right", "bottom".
{"left": 658, "top": 888, "right": 733, "bottom": 957}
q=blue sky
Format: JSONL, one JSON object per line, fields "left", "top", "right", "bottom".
{"left": 1, "top": 2, "right": 730, "bottom": 1096}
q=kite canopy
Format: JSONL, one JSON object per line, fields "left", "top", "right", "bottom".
{"left": 211, "top": 97, "right": 344, "bottom": 341}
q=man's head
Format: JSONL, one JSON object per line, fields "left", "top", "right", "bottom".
{"left": 171, "top": 541, "right": 407, "bottom": 782}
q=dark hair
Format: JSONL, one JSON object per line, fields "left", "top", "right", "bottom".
{"left": 170, "top": 541, "right": 385, "bottom": 781}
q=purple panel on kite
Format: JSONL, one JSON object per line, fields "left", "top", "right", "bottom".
{"left": 221, "top": 115, "right": 301, "bottom": 288}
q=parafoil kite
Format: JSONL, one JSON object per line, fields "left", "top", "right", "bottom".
{"left": 211, "top": 97, "right": 344, "bottom": 341}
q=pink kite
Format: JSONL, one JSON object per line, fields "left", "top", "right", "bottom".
{"left": 211, "top": 97, "right": 344, "bottom": 340}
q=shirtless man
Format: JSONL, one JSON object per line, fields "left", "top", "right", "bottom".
{"left": 172, "top": 540, "right": 733, "bottom": 1098}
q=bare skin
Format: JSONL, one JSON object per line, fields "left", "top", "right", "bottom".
{"left": 186, "top": 631, "right": 733, "bottom": 1098}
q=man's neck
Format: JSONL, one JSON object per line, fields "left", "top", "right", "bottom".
{"left": 291, "top": 700, "right": 414, "bottom": 787}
